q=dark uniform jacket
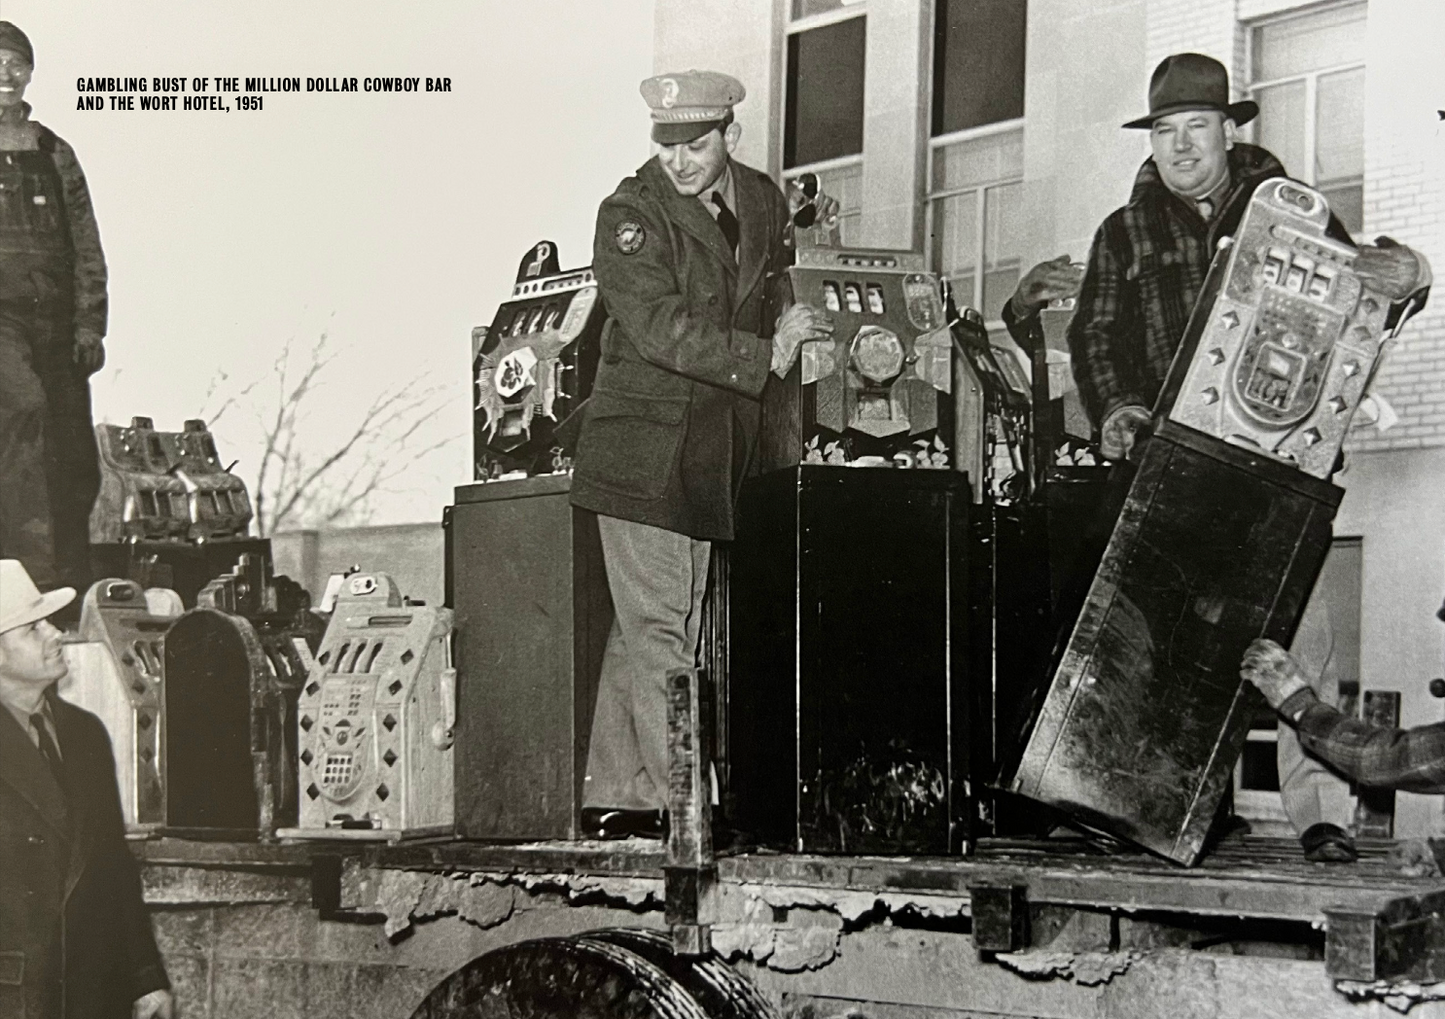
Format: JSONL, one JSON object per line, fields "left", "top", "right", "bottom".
{"left": 1066, "top": 143, "right": 1352, "bottom": 429}
{"left": 569, "top": 156, "right": 790, "bottom": 542}
{"left": 0, "top": 693, "right": 167, "bottom": 1019}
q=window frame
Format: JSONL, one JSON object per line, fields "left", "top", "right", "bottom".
{"left": 780, "top": 1, "right": 868, "bottom": 173}
{"left": 923, "top": 117, "right": 1026, "bottom": 328}
{"left": 1243, "top": 1, "right": 1367, "bottom": 208}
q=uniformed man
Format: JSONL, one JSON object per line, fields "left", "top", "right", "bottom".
{"left": 0, "top": 21, "right": 107, "bottom": 601}
{"left": 569, "top": 70, "right": 836, "bottom": 839}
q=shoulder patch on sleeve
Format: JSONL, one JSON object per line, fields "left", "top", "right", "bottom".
{"left": 614, "top": 220, "right": 646, "bottom": 255}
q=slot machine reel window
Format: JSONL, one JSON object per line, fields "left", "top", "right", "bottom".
{"left": 927, "top": 123, "right": 1024, "bottom": 324}
{"left": 1247, "top": 1, "right": 1366, "bottom": 235}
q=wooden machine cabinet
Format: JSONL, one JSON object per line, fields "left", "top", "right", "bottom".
{"left": 449, "top": 476, "right": 612, "bottom": 841}
{"left": 727, "top": 465, "right": 974, "bottom": 855}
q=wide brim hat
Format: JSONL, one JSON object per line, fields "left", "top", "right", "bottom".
{"left": 0, "top": 559, "right": 74, "bottom": 634}
{"left": 1123, "top": 52, "right": 1258, "bottom": 130}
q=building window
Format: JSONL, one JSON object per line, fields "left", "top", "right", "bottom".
{"left": 783, "top": 9, "right": 866, "bottom": 170}
{"left": 1247, "top": 1, "right": 1366, "bottom": 235}
{"left": 932, "top": 0, "right": 1027, "bottom": 137}
{"left": 926, "top": 123, "right": 1024, "bottom": 321}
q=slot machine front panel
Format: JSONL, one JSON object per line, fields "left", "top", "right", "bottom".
{"left": 473, "top": 241, "right": 605, "bottom": 479}
{"left": 290, "top": 572, "right": 455, "bottom": 838}
{"left": 759, "top": 248, "right": 956, "bottom": 472}
{"left": 1167, "top": 179, "right": 1392, "bottom": 477}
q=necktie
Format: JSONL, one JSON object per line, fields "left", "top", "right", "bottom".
{"left": 30, "top": 712, "right": 65, "bottom": 787}
{"left": 712, "top": 192, "right": 739, "bottom": 254}
{"left": 1195, "top": 197, "right": 1215, "bottom": 221}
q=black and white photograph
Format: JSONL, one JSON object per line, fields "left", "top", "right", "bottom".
{"left": 2, "top": 1, "right": 1444, "bottom": 1016}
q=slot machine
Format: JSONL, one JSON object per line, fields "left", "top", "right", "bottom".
{"left": 757, "top": 248, "right": 957, "bottom": 473}
{"left": 473, "top": 240, "right": 605, "bottom": 479}
{"left": 163, "top": 553, "right": 324, "bottom": 838}
{"left": 728, "top": 250, "right": 989, "bottom": 854}
{"left": 1009, "top": 179, "right": 1426, "bottom": 864}
{"left": 279, "top": 572, "right": 455, "bottom": 840}
{"left": 89, "top": 416, "right": 270, "bottom": 606}
{"left": 58, "top": 579, "right": 182, "bottom": 833}
{"left": 91, "top": 416, "right": 252, "bottom": 542}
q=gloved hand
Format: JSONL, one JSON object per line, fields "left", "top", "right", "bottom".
{"left": 132, "top": 988, "right": 174, "bottom": 1019}
{"left": 1354, "top": 236, "right": 1424, "bottom": 302}
{"left": 1099, "top": 404, "right": 1152, "bottom": 462}
{"left": 1007, "top": 254, "right": 1085, "bottom": 318}
{"left": 1240, "top": 638, "right": 1310, "bottom": 710}
{"left": 772, "top": 303, "right": 834, "bottom": 376}
{"left": 74, "top": 331, "right": 106, "bottom": 375}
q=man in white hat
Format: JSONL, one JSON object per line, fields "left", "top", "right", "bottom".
{"left": 0, "top": 559, "right": 172, "bottom": 1019}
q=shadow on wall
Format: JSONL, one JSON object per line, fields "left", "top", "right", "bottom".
{"left": 271, "top": 523, "right": 445, "bottom": 607}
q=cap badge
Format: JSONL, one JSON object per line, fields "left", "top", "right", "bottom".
{"left": 660, "top": 78, "right": 680, "bottom": 109}
{"left": 615, "top": 221, "right": 646, "bottom": 255}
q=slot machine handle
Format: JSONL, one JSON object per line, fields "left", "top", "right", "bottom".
{"left": 431, "top": 667, "right": 456, "bottom": 750}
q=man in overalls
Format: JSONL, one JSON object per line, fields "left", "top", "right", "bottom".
{"left": 0, "top": 21, "right": 107, "bottom": 599}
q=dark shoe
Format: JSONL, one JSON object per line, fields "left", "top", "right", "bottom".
{"left": 580, "top": 807, "right": 666, "bottom": 841}
{"left": 1301, "top": 822, "right": 1357, "bottom": 863}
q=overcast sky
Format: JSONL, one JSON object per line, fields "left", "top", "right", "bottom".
{"left": 7, "top": 0, "right": 656, "bottom": 525}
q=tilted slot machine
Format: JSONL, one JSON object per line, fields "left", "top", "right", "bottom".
{"left": 58, "top": 579, "right": 182, "bottom": 834}
{"left": 757, "top": 248, "right": 956, "bottom": 473}
{"left": 473, "top": 240, "right": 605, "bottom": 479}
{"left": 163, "top": 553, "right": 324, "bottom": 838}
{"left": 91, "top": 416, "right": 252, "bottom": 543}
{"left": 281, "top": 572, "right": 455, "bottom": 840}
{"left": 1010, "top": 179, "right": 1425, "bottom": 864}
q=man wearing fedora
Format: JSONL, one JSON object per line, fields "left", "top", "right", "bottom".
{"left": 1064, "top": 53, "right": 1430, "bottom": 863}
{"left": 0, "top": 559, "right": 172, "bottom": 1019}
{"left": 568, "top": 70, "right": 837, "bottom": 839}
{"left": 1067, "top": 52, "right": 1428, "bottom": 465}
{"left": 0, "top": 21, "right": 108, "bottom": 604}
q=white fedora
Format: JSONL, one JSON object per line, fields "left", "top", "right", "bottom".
{"left": 0, "top": 559, "right": 75, "bottom": 635}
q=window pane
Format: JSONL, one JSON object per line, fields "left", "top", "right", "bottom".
{"left": 785, "top": 17, "right": 867, "bottom": 168}
{"left": 1250, "top": 1, "right": 1366, "bottom": 82}
{"left": 930, "top": 190, "right": 979, "bottom": 308}
{"left": 791, "top": 0, "right": 857, "bottom": 19}
{"left": 931, "top": 128, "right": 1023, "bottom": 192}
{"left": 933, "top": 0, "right": 1028, "bottom": 135}
{"left": 1254, "top": 79, "right": 1307, "bottom": 180}
{"left": 1316, "top": 66, "right": 1365, "bottom": 185}
{"left": 983, "top": 181, "right": 1024, "bottom": 320}
{"left": 1319, "top": 182, "right": 1363, "bottom": 237}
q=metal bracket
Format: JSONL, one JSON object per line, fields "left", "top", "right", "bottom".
{"left": 1326, "top": 889, "right": 1445, "bottom": 982}
{"left": 970, "top": 882, "right": 1030, "bottom": 953}
{"left": 665, "top": 668, "right": 718, "bottom": 956}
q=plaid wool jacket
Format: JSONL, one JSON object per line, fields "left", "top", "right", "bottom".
{"left": 1279, "top": 688, "right": 1445, "bottom": 794}
{"left": 1065, "top": 143, "right": 1348, "bottom": 429}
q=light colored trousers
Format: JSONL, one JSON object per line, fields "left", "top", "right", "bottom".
{"left": 582, "top": 515, "right": 711, "bottom": 812}
{"left": 1277, "top": 595, "right": 1354, "bottom": 833}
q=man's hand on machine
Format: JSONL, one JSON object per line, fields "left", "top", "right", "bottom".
{"left": 1099, "top": 403, "right": 1152, "bottom": 462}
{"left": 1240, "top": 638, "right": 1310, "bottom": 710}
{"left": 1355, "top": 236, "right": 1427, "bottom": 302}
{"left": 772, "top": 303, "right": 835, "bottom": 377}
{"left": 1007, "top": 254, "right": 1085, "bottom": 318}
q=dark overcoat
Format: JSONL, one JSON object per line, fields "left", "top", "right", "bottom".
{"left": 0, "top": 693, "right": 167, "bottom": 1019}
{"left": 569, "top": 156, "right": 790, "bottom": 541}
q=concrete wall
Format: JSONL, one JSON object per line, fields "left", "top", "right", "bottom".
{"left": 271, "top": 523, "right": 445, "bottom": 608}
{"left": 1335, "top": 445, "right": 1445, "bottom": 837}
